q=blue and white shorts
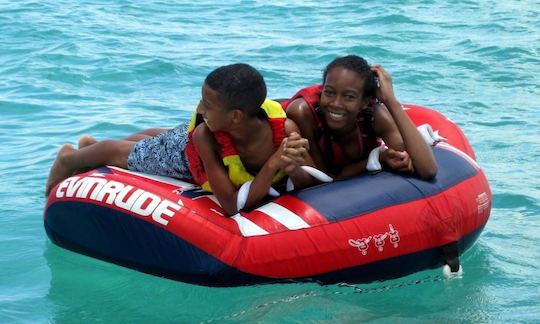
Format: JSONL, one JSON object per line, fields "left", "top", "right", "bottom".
{"left": 127, "top": 122, "right": 193, "bottom": 180}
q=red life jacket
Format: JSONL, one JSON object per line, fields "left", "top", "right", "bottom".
{"left": 185, "top": 99, "right": 287, "bottom": 192}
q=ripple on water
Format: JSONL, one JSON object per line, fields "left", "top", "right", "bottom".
{"left": 471, "top": 119, "right": 527, "bottom": 127}
{"left": 492, "top": 192, "right": 539, "bottom": 210}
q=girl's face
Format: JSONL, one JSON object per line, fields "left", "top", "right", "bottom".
{"left": 320, "top": 66, "right": 369, "bottom": 135}
{"left": 199, "top": 83, "right": 233, "bottom": 132}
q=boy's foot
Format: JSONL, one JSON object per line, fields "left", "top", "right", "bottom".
{"left": 45, "top": 144, "right": 76, "bottom": 197}
{"left": 78, "top": 135, "right": 97, "bottom": 148}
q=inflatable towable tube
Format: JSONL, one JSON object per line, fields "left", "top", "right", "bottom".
{"left": 44, "top": 105, "right": 491, "bottom": 287}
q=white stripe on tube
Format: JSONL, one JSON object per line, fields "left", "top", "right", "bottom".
{"left": 231, "top": 214, "right": 269, "bottom": 236}
{"left": 255, "top": 202, "right": 310, "bottom": 230}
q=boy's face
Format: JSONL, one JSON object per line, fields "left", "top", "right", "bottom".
{"left": 199, "top": 83, "right": 233, "bottom": 132}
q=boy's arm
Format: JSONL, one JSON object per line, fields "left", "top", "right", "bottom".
{"left": 192, "top": 124, "right": 239, "bottom": 215}
{"left": 192, "top": 123, "right": 283, "bottom": 216}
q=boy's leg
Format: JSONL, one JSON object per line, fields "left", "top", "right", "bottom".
{"left": 126, "top": 123, "right": 191, "bottom": 180}
{"left": 123, "top": 128, "right": 169, "bottom": 142}
{"left": 78, "top": 135, "right": 98, "bottom": 148}
{"left": 78, "top": 128, "right": 169, "bottom": 149}
{"left": 45, "top": 139, "right": 135, "bottom": 196}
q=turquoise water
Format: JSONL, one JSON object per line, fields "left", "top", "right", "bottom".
{"left": 1, "top": 0, "right": 539, "bottom": 322}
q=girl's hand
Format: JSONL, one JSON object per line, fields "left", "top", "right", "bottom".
{"left": 280, "top": 132, "right": 309, "bottom": 175}
{"left": 371, "top": 65, "right": 397, "bottom": 105}
{"left": 283, "top": 132, "right": 309, "bottom": 151}
{"left": 381, "top": 148, "right": 414, "bottom": 174}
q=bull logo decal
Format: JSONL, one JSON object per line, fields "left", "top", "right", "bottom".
{"left": 348, "top": 224, "right": 400, "bottom": 255}
{"left": 348, "top": 237, "right": 372, "bottom": 255}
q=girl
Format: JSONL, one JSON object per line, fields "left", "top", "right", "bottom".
{"left": 283, "top": 55, "right": 437, "bottom": 180}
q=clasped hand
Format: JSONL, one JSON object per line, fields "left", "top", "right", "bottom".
{"left": 277, "top": 132, "right": 309, "bottom": 175}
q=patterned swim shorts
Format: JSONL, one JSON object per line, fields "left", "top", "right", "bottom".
{"left": 127, "top": 122, "right": 192, "bottom": 180}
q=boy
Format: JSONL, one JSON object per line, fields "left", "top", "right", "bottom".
{"left": 46, "top": 63, "right": 312, "bottom": 215}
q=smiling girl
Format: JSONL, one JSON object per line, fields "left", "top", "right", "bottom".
{"left": 283, "top": 55, "right": 437, "bottom": 180}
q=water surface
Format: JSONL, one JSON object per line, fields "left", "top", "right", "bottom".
{"left": 1, "top": 1, "right": 539, "bottom": 322}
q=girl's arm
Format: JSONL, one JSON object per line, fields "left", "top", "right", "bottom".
{"left": 284, "top": 99, "right": 327, "bottom": 172}
{"left": 371, "top": 65, "right": 438, "bottom": 180}
{"left": 280, "top": 119, "right": 319, "bottom": 188}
